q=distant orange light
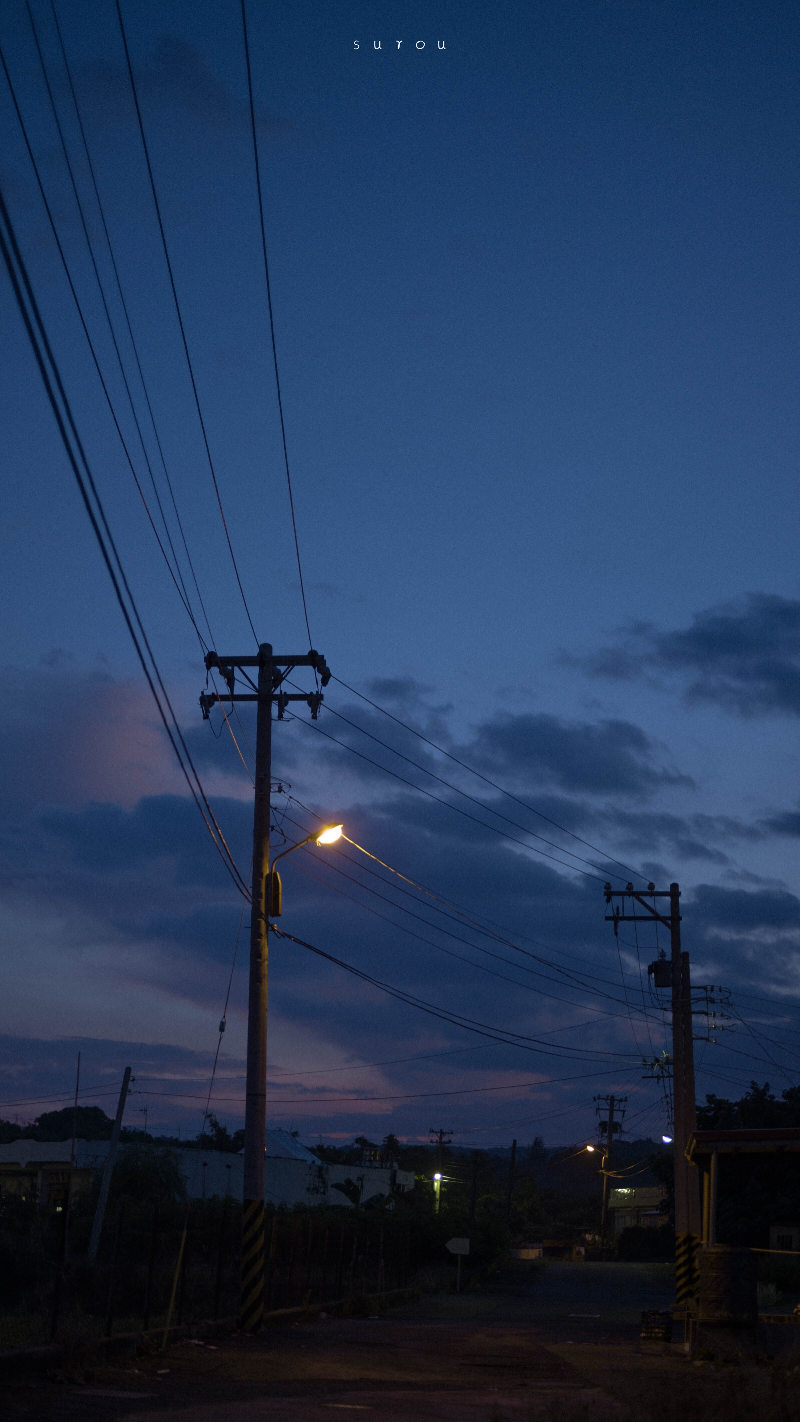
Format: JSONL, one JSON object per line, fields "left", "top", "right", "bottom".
{"left": 585, "top": 1145, "right": 595, "bottom": 1153}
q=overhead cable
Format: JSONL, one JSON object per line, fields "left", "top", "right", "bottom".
{"left": 0, "top": 180, "right": 249, "bottom": 900}
{"left": 240, "top": 0, "right": 313, "bottom": 649}
{"left": 331, "top": 673, "right": 647, "bottom": 883}
{"left": 115, "top": 0, "right": 259, "bottom": 644}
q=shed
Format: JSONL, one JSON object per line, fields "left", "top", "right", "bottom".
{"left": 685, "top": 1128, "right": 800, "bottom": 1247}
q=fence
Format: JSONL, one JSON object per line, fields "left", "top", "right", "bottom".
{"left": 0, "top": 1199, "right": 415, "bottom": 1350}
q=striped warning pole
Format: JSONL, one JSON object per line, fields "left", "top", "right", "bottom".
{"left": 675, "top": 1232, "right": 699, "bottom": 1307}
{"left": 240, "top": 1199, "right": 266, "bottom": 1331}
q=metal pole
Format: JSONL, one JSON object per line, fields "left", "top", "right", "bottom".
{"left": 600, "top": 1097, "right": 616, "bottom": 1236}
{"left": 708, "top": 1149, "right": 718, "bottom": 1247}
{"left": 88, "top": 1066, "right": 131, "bottom": 1262}
{"left": 505, "top": 1139, "right": 517, "bottom": 1221}
{"left": 240, "top": 642, "right": 273, "bottom": 1332}
{"left": 469, "top": 1152, "right": 479, "bottom": 1222}
{"left": 670, "top": 885, "right": 700, "bottom": 1312}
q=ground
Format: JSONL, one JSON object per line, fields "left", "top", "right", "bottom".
{"left": 4, "top": 1262, "right": 800, "bottom": 1421}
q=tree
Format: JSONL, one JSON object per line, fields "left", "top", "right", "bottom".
{"left": 697, "top": 1082, "right": 800, "bottom": 1131}
{"left": 23, "top": 1106, "right": 113, "bottom": 1141}
{"left": 110, "top": 1146, "right": 187, "bottom": 1203}
{"left": 195, "top": 1114, "right": 244, "bottom": 1152}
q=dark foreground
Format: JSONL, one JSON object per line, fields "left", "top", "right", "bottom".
{"left": 4, "top": 1262, "right": 800, "bottom": 1422}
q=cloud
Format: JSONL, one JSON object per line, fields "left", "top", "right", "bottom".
{"left": 462, "top": 713, "right": 692, "bottom": 797}
{"left": 5, "top": 660, "right": 800, "bottom": 1142}
{"left": 578, "top": 593, "right": 800, "bottom": 717}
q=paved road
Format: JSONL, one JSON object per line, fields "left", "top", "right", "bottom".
{"left": 4, "top": 1262, "right": 681, "bottom": 1422}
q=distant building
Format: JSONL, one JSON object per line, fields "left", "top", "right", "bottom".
{"left": 608, "top": 1186, "right": 668, "bottom": 1235}
{"left": 770, "top": 1224, "right": 800, "bottom": 1251}
{"left": 0, "top": 1131, "right": 414, "bottom": 1210}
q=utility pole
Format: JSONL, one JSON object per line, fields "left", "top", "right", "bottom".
{"left": 201, "top": 643, "right": 330, "bottom": 1333}
{"left": 604, "top": 881, "right": 701, "bottom": 1313}
{"left": 595, "top": 1093, "right": 626, "bottom": 1236}
{"left": 505, "top": 1139, "right": 517, "bottom": 1221}
{"left": 429, "top": 1128, "right": 452, "bottom": 1176}
{"left": 88, "top": 1066, "right": 131, "bottom": 1262}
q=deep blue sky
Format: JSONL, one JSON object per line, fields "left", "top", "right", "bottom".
{"left": 3, "top": 0, "right": 800, "bottom": 1149}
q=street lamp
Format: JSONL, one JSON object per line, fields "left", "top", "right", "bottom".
{"left": 433, "top": 1173, "right": 443, "bottom": 1214}
{"left": 269, "top": 825, "right": 343, "bottom": 916}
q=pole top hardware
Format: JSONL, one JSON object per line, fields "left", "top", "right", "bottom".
{"left": 200, "top": 648, "right": 330, "bottom": 720}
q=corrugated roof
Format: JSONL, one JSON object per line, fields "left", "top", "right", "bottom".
{"left": 265, "top": 1129, "right": 318, "bottom": 1162}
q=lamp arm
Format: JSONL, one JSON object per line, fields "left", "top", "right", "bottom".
{"left": 270, "top": 833, "right": 315, "bottom": 869}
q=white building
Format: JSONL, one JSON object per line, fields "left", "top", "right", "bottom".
{"left": 0, "top": 1132, "right": 414, "bottom": 1209}
{"left": 608, "top": 1185, "right": 668, "bottom": 1235}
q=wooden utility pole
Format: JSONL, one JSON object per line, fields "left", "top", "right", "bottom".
{"left": 505, "top": 1139, "right": 517, "bottom": 1220}
{"left": 88, "top": 1066, "right": 131, "bottom": 1262}
{"left": 595, "top": 1093, "right": 625, "bottom": 1236}
{"left": 201, "top": 644, "right": 330, "bottom": 1333}
{"left": 604, "top": 882, "right": 701, "bottom": 1311}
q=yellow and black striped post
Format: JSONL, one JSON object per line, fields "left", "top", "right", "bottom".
{"left": 675, "top": 1232, "right": 699, "bottom": 1307}
{"left": 240, "top": 1199, "right": 266, "bottom": 1331}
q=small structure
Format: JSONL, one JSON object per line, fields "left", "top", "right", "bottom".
{"left": 686, "top": 1127, "right": 800, "bottom": 1325}
{"left": 769, "top": 1224, "right": 800, "bottom": 1252}
{"left": 608, "top": 1186, "right": 668, "bottom": 1236}
{"left": 685, "top": 1128, "right": 800, "bottom": 1250}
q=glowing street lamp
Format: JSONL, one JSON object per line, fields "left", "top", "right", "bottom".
{"left": 433, "top": 1173, "right": 443, "bottom": 1213}
{"left": 269, "top": 825, "right": 343, "bottom": 916}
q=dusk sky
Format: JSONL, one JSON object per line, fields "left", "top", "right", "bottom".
{"left": 3, "top": 0, "right": 800, "bottom": 1150}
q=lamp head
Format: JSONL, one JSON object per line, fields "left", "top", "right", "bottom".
{"left": 585, "top": 1145, "right": 595, "bottom": 1153}
{"left": 433, "top": 1172, "right": 442, "bottom": 1181}
{"left": 661, "top": 1134, "right": 673, "bottom": 1144}
{"left": 316, "top": 824, "right": 343, "bottom": 845}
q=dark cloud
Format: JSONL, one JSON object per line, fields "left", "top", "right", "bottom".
{"left": 579, "top": 594, "right": 800, "bottom": 717}
{"left": 463, "top": 714, "right": 691, "bottom": 797}
{"left": 6, "top": 662, "right": 800, "bottom": 1142}
{"left": 690, "top": 883, "right": 800, "bottom": 935}
{"left": 758, "top": 811, "right": 800, "bottom": 838}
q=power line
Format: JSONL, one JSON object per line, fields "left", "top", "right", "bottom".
{"left": 288, "top": 712, "right": 610, "bottom": 882}
{"left": 319, "top": 699, "right": 619, "bottom": 880}
{"left": 331, "top": 674, "right": 647, "bottom": 883}
{"left": 48, "top": 0, "right": 217, "bottom": 650}
{"left": 281, "top": 800, "right": 668, "bottom": 1013}
{"left": 287, "top": 831, "right": 666, "bottom": 1030}
{"left": 240, "top": 0, "right": 312, "bottom": 650}
{"left": 272, "top": 924, "right": 644, "bottom": 1064}
{"left": 17, "top": 2, "right": 211, "bottom": 655}
{"left": 0, "top": 177, "right": 250, "bottom": 900}
{"left": 114, "top": 0, "right": 259, "bottom": 644}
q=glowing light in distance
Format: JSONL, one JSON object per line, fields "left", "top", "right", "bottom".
{"left": 585, "top": 1145, "right": 595, "bottom": 1153}
{"left": 316, "top": 824, "right": 344, "bottom": 845}
{"left": 433, "top": 1173, "right": 442, "bottom": 1181}
{"left": 662, "top": 1135, "right": 673, "bottom": 1144}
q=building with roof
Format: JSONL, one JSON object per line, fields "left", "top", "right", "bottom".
{"left": 0, "top": 1130, "right": 414, "bottom": 1210}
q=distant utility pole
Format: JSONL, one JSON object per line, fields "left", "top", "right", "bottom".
{"left": 604, "top": 881, "right": 701, "bottom": 1311}
{"left": 595, "top": 1093, "right": 626, "bottom": 1236}
{"left": 201, "top": 643, "right": 330, "bottom": 1333}
{"left": 505, "top": 1138, "right": 517, "bottom": 1221}
{"left": 88, "top": 1066, "right": 131, "bottom": 1262}
{"left": 429, "top": 1128, "right": 452, "bottom": 1175}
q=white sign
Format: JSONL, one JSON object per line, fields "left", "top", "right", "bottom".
{"left": 445, "top": 1237, "right": 470, "bottom": 1256}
